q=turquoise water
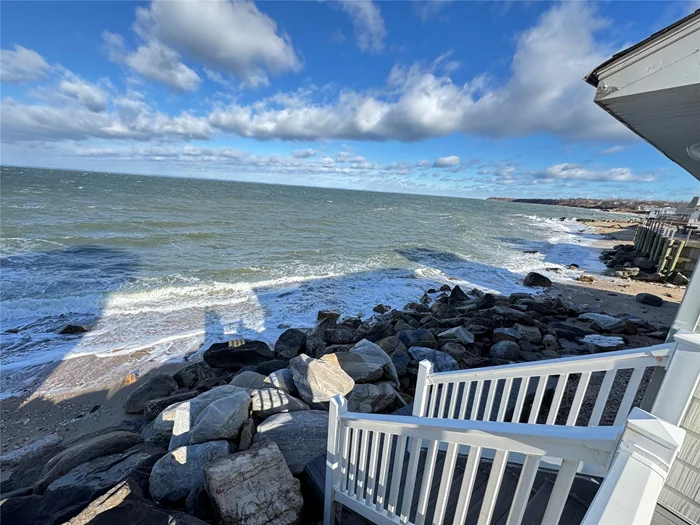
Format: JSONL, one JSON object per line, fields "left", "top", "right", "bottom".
{"left": 1, "top": 166, "right": 618, "bottom": 376}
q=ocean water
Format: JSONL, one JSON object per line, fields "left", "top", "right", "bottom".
{"left": 1, "top": 166, "right": 619, "bottom": 378}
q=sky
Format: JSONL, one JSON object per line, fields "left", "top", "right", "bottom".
{"left": 1, "top": 0, "right": 699, "bottom": 200}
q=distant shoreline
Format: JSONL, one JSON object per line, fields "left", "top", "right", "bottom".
{"left": 487, "top": 197, "right": 684, "bottom": 215}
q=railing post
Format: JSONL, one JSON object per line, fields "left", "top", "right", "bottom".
{"left": 651, "top": 331, "right": 700, "bottom": 425}
{"left": 582, "top": 408, "right": 685, "bottom": 525}
{"left": 324, "top": 395, "right": 347, "bottom": 525}
{"left": 412, "top": 360, "right": 433, "bottom": 417}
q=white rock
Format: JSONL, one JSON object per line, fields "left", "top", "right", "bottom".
{"left": 582, "top": 334, "right": 625, "bottom": 353}
{"left": 289, "top": 354, "right": 354, "bottom": 405}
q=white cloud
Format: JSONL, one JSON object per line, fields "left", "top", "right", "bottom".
{"left": 415, "top": 0, "right": 452, "bottom": 22}
{"left": 292, "top": 148, "right": 316, "bottom": 158}
{"left": 433, "top": 155, "right": 460, "bottom": 168}
{"left": 208, "top": 3, "right": 629, "bottom": 142}
{"left": 334, "top": 0, "right": 386, "bottom": 53}
{"left": 58, "top": 74, "right": 109, "bottom": 112}
{"left": 600, "top": 145, "right": 627, "bottom": 155}
{"left": 0, "top": 45, "right": 50, "bottom": 83}
{"left": 533, "top": 163, "right": 657, "bottom": 183}
{"left": 132, "top": 0, "right": 301, "bottom": 88}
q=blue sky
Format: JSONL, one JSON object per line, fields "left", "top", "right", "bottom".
{"left": 1, "top": 0, "right": 699, "bottom": 199}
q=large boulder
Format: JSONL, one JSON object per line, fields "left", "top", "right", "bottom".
{"left": 205, "top": 441, "right": 303, "bottom": 525}
{"left": 263, "top": 369, "right": 298, "bottom": 396}
{"left": 33, "top": 431, "right": 143, "bottom": 494}
{"left": 274, "top": 329, "right": 307, "bottom": 360}
{"left": 202, "top": 339, "right": 274, "bottom": 369}
{"left": 305, "top": 318, "right": 335, "bottom": 357}
{"left": 144, "top": 391, "right": 199, "bottom": 421}
{"left": 255, "top": 359, "right": 288, "bottom": 376}
{"left": 438, "top": 326, "right": 475, "bottom": 345}
{"left": 492, "top": 327, "right": 521, "bottom": 343}
{"left": 229, "top": 371, "right": 267, "bottom": 390}
{"left": 324, "top": 327, "right": 362, "bottom": 345}
{"left": 44, "top": 444, "right": 165, "bottom": 510}
{"left": 448, "top": 285, "right": 469, "bottom": 305}
{"left": 173, "top": 362, "right": 219, "bottom": 389}
{"left": 513, "top": 323, "right": 542, "bottom": 344}
{"left": 407, "top": 347, "right": 458, "bottom": 372}
{"left": 523, "top": 272, "right": 552, "bottom": 287}
{"left": 168, "top": 386, "right": 246, "bottom": 450}
{"left": 347, "top": 383, "right": 396, "bottom": 413}
{"left": 189, "top": 390, "right": 251, "bottom": 445}
{"left": 253, "top": 411, "right": 328, "bottom": 474}
{"left": 489, "top": 341, "right": 520, "bottom": 360}
{"left": 375, "top": 336, "right": 406, "bottom": 355}
{"left": 391, "top": 348, "right": 411, "bottom": 377}
{"left": 124, "top": 374, "right": 178, "bottom": 414}
{"left": 320, "top": 352, "right": 383, "bottom": 383}
{"left": 397, "top": 329, "right": 438, "bottom": 350}
{"left": 350, "top": 339, "right": 401, "bottom": 387}
{"left": 289, "top": 354, "right": 354, "bottom": 405}
{"left": 149, "top": 441, "right": 229, "bottom": 504}
{"left": 636, "top": 293, "right": 664, "bottom": 307}
{"left": 251, "top": 389, "right": 309, "bottom": 418}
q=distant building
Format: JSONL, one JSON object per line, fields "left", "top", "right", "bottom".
{"left": 649, "top": 207, "right": 678, "bottom": 217}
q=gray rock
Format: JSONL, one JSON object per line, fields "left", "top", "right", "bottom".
{"left": 582, "top": 335, "right": 625, "bottom": 353}
{"left": 541, "top": 349, "right": 560, "bottom": 359}
{"left": 238, "top": 419, "right": 255, "bottom": 451}
{"left": 397, "top": 329, "right": 438, "bottom": 349}
{"left": 203, "top": 339, "right": 274, "bottom": 369}
{"left": 149, "top": 440, "right": 229, "bottom": 504}
{"left": 391, "top": 348, "right": 411, "bottom": 376}
{"left": 205, "top": 441, "right": 303, "bottom": 525}
{"left": 263, "top": 368, "right": 298, "bottom": 396}
{"left": 636, "top": 293, "right": 664, "bottom": 307}
{"left": 33, "top": 431, "right": 143, "bottom": 494}
{"left": 441, "top": 342, "right": 468, "bottom": 361}
{"left": 438, "top": 326, "right": 475, "bottom": 345}
{"left": 168, "top": 386, "right": 246, "bottom": 450}
{"left": 230, "top": 370, "right": 267, "bottom": 390}
{"left": 407, "top": 346, "right": 459, "bottom": 372}
{"left": 671, "top": 272, "right": 689, "bottom": 286}
{"left": 514, "top": 323, "right": 542, "bottom": 344}
{"left": 375, "top": 336, "right": 406, "bottom": 355}
{"left": 189, "top": 390, "right": 251, "bottom": 444}
{"left": 321, "top": 351, "right": 383, "bottom": 383}
{"left": 491, "top": 306, "right": 536, "bottom": 325}
{"left": 489, "top": 341, "right": 520, "bottom": 360}
{"left": 45, "top": 443, "right": 164, "bottom": 506}
{"left": 289, "top": 354, "right": 354, "bottom": 405}
{"left": 274, "top": 328, "right": 307, "bottom": 360}
{"left": 347, "top": 383, "right": 396, "bottom": 413}
{"left": 124, "top": 374, "right": 178, "bottom": 414}
{"left": 324, "top": 327, "right": 362, "bottom": 344}
{"left": 350, "top": 339, "right": 401, "bottom": 387}
{"left": 253, "top": 410, "right": 328, "bottom": 474}
{"left": 251, "top": 388, "right": 309, "bottom": 417}
{"left": 144, "top": 391, "right": 199, "bottom": 421}
{"left": 542, "top": 334, "right": 560, "bottom": 352}
{"left": 173, "top": 362, "right": 219, "bottom": 389}
{"left": 305, "top": 317, "right": 335, "bottom": 357}
{"left": 492, "top": 327, "right": 521, "bottom": 343}
{"left": 579, "top": 313, "right": 626, "bottom": 332}
{"left": 523, "top": 272, "right": 552, "bottom": 287}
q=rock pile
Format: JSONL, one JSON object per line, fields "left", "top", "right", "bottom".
{"left": 600, "top": 243, "right": 689, "bottom": 287}
{"left": 2, "top": 283, "right": 671, "bottom": 524}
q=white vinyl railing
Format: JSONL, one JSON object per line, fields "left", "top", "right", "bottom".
{"left": 414, "top": 344, "right": 673, "bottom": 429}
{"left": 324, "top": 396, "right": 684, "bottom": 525}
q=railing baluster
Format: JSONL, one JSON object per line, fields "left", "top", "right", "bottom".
{"left": 433, "top": 442, "right": 459, "bottom": 525}
{"left": 613, "top": 367, "right": 646, "bottom": 426}
{"left": 484, "top": 379, "right": 498, "bottom": 421}
{"left": 471, "top": 381, "right": 484, "bottom": 419}
{"left": 339, "top": 426, "right": 351, "bottom": 493}
{"left": 497, "top": 378, "right": 514, "bottom": 422}
{"left": 458, "top": 381, "right": 472, "bottom": 420}
{"left": 588, "top": 370, "right": 616, "bottom": 427}
{"left": 400, "top": 437, "right": 424, "bottom": 523}
{"left": 513, "top": 376, "right": 530, "bottom": 422}
{"left": 437, "top": 383, "right": 449, "bottom": 419}
{"left": 347, "top": 428, "right": 360, "bottom": 497}
{"left": 355, "top": 428, "right": 371, "bottom": 501}
{"left": 427, "top": 384, "right": 438, "bottom": 418}
{"left": 448, "top": 382, "right": 460, "bottom": 418}
{"left": 528, "top": 375, "right": 547, "bottom": 424}
{"left": 476, "top": 450, "right": 509, "bottom": 525}
{"left": 505, "top": 454, "right": 541, "bottom": 525}
{"left": 375, "top": 432, "right": 392, "bottom": 513}
{"left": 365, "top": 430, "right": 380, "bottom": 506}
{"left": 415, "top": 440, "right": 440, "bottom": 525}
{"left": 453, "top": 446, "right": 483, "bottom": 525}
{"left": 566, "top": 372, "right": 591, "bottom": 426}
{"left": 387, "top": 435, "right": 407, "bottom": 517}
{"left": 541, "top": 459, "right": 579, "bottom": 525}
{"left": 546, "top": 374, "right": 569, "bottom": 425}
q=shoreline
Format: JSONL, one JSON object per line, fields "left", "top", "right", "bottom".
{"left": 0, "top": 218, "right": 686, "bottom": 463}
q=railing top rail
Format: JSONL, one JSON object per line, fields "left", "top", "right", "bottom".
{"left": 429, "top": 343, "right": 672, "bottom": 384}
{"left": 339, "top": 410, "right": 621, "bottom": 467}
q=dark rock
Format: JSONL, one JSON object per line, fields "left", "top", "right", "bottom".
{"left": 633, "top": 257, "right": 657, "bottom": 271}
{"left": 324, "top": 327, "right": 362, "bottom": 345}
{"left": 365, "top": 320, "right": 393, "bottom": 342}
{"left": 375, "top": 336, "right": 407, "bottom": 355}
{"left": 274, "top": 328, "right": 307, "bottom": 360}
{"left": 523, "top": 272, "right": 552, "bottom": 287}
{"left": 173, "top": 362, "right": 219, "bottom": 389}
{"left": 491, "top": 306, "right": 537, "bottom": 325}
{"left": 489, "top": 341, "right": 520, "bottom": 360}
{"left": 448, "top": 285, "right": 469, "bottom": 305}
{"left": 397, "top": 328, "right": 438, "bottom": 349}
{"left": 347, "top": 383, "right": 397, "bottom": 413}
{"left": 59, "top": 324, "right": 91, "bottom": 335}
{"left": 391, "top": 349, "right": 411, "bottom": 376}
{"left": 476, "top": 293, "right": 496, "bottom": 309}
{"left": 518, "top": 351, "right": 541, "bottom": 362}
{"left": 407, "top": 347, "right": 458, "bottom": 372}
{"left": 509, "top": 293, "right": 534, "bottom": 304}
{"left": 671, "top": 272, "right": 689, "bottom": 286}
{"left": 636, "top": 293, "right": 663, "bottom": 307}
{"left": 238, "top": 418, "right": 255, "bottom": 451}
{"left": 492, "top": 327, "right": 520, "bottom": 343}
{"left": 229, "top": 370, "right": 267, "bottom": 389}
{"left": 431, "top": 302, "right": 460, "bottom": 319}
{"left": 144, "top": 391, "right": 199, "bottom": 420}
{"left": 441, "top": 342, "right": 468, "bottom": 361}
{"left": 124, "top": 374, "right": 178, "bottom": 414}
{"left": 373, "top": 304, "right": 391, "bottom": 314}
{"left": 305, "top": 317, "right": 335, "bottom": 357}
{"left": 34, "top": 431, "right": 143, "bottom": 494}
{"left": 439, "top": 284, "right": 451, "bottom": 292}
{"left": 185, "top": 488, "right": 216, "bottom": 523}
{"left": 254, "top": 359, "right": 288, "bottom": 376}
{"left": 202, "top": 339, "right": 274, "bottom": 369}
{"left": 317, "top": 310, "right": 341, "bottom": 322}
